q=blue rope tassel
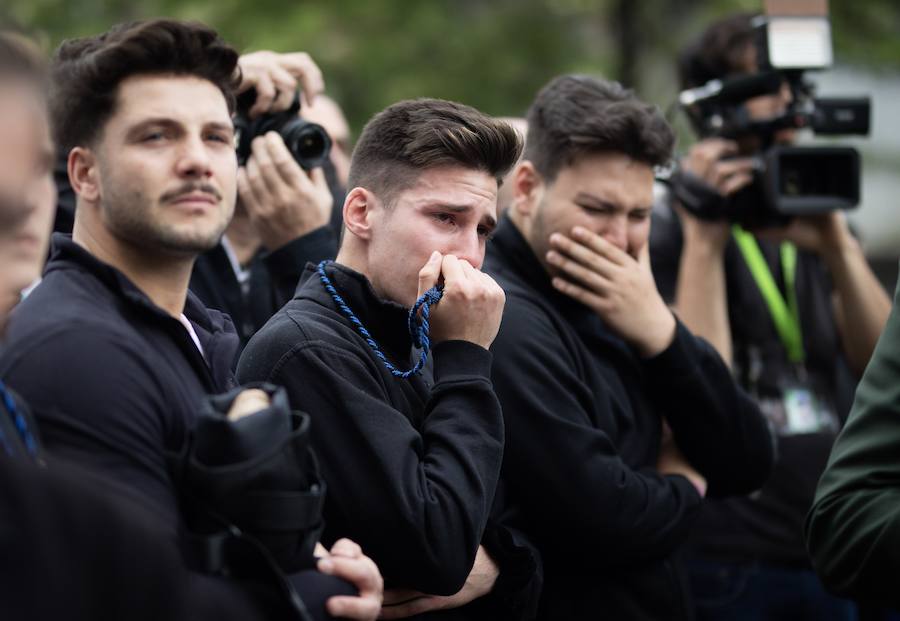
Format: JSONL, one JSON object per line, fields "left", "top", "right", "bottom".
{"left": 317, "top": 260, "right": 443, "bottom": 378}
{"left": 0, "top": 379, "right": 38, "bottom": 458}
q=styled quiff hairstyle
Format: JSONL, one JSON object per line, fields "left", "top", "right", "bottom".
{"left": 525, "top": 75, "right": 674, "bottom": 182}
{"left": 49, "top": 19, "right": 241, "bottom": 153}
{"left": 348, "top": 98, "right": 523, "bottom": 207}
{"left": 678, "top": 12, "right": 758, "bottom": 90}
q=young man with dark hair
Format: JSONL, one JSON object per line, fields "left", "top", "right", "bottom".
{"left": 0, "top": 20, "right": 381, "bottom": 620}
{"left": 650, "top": 13, "right": 890, "bottom": 619}
{"left": 484, "top": 74, "right": 774, "bottom": 620}
{"left": 238, "top": 98, "right": 542, "bottom": 619}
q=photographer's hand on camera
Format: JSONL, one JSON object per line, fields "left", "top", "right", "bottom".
{"left": 682, "top": 138, "right": 756, "bottom": 201}
{"left": 755, "top": 211, "right": 851, "bottom": 259}
{"left": 237, "top": 51, "right": 324, "bottom": 117}
{"left": 547, "top": 226, "right": 676, "bottom": 358}
{"left": 754, "top": 211, "right": 891, "bottom": 376}
{"left": 237, "top": 131, "right": 333, "bottom": 251}
{"left": 416, "top": 251, "right": 506, "bottom": 350}
{"left": 678, "top": 138, "right": 754, "bottom": 250}
{"left": 668, "top": 138, "right": 756, "bottom": 365}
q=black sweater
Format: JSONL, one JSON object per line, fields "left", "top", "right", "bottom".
{"left": 1, "top": 235, "right": 239, "bottom": 530}
{"left": 484, "top": 216, "right": 775, "bottom": 621}
{"left": 0, "top": 235, "right": 350, "bottom": 619}
{"left": 238, "top": 262, "right": 542, "bottom": 619}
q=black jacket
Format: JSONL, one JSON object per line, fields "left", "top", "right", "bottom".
{"left": 0, "top": 454, "right": 268, "bottom": 621}
{"left": 190, "top": 225, "right": 338, "bottom": 354}
{"left": 0, "top": 235, "right": 347, "bottom": 620}
{"left": 806, "top": 279, "right": 900, "bottom": 606}
{"left": 238, "top": 262, "right": 542, "bottom": 619}
{"left": 650, "top": 197, "right": 856, "bottom": 568}
{"left": 484, "top": 216, "right": 775, "bottom": 621}
{"left": 1, "top": 234, "right": 240, "bottom": 530}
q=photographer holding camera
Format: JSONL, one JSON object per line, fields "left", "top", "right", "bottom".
{"left": 649, "top": 11, "right": 890, "bottom": 620}
{"left": 190, "top": 50, "right": 343, "bottom": 353}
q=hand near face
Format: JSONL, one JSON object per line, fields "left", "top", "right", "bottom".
{"left": 237, "top": 131, "right": 333, "bottom": 250}
{"left": 753, "top": 211, "right": 853, "bottom": 261}
{"left": 379, "top": 545, "right": 499, "bottom": 619}
{"left": 316, "top": 538, "right": 384, "bottom": 621}
{"left": 237, "top": 51, "right": 325, "bottom": 117}
{"left": 416, "top": 251, "right": 506, "bottom": 350}
{"left": 547, "top": 226, "right": 676, "bottom": 357}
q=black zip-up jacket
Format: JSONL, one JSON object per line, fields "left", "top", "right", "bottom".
{"left": 0, "top": 235, "right": 351, "bottom": 619}
{"left": 237, "top": 262, "right": 542, "bottom": 620}
{"left": 484, "top": 216, "right": 775, "bottom": 621}
{"left": 1, "top": 235, "right": 239, "bottom": 530}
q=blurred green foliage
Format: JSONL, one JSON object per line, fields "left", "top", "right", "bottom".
{"left": 5, "top": 0, "right": 899, "bottom": 138}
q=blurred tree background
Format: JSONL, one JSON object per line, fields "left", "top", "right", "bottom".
{"left": 7, "top": 0, "right": 900, "bottom": 272}
{"left": 5, "top": 0, "right": 899, "bottom": 138}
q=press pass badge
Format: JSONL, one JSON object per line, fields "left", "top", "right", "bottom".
{"left": 782, "top": 386, "right": 838, "bottom": 435}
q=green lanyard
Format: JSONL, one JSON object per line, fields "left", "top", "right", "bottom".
{"left": 732, "top": 225, "right": 805, "bottom": 363}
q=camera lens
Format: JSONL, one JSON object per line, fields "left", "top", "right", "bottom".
{"left": 282, "top": 120, "right": 332, "bottom": 170}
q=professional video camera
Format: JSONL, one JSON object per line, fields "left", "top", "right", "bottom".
{"left": 672, "top": 0, "right": 870, "bottom": 227}
{"left": 233, "top": 88, "right": 332, "bottom": 170}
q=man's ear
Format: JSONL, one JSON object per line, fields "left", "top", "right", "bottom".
{"left": 342, "top": 187, "right": 378, "bottom": 241}
{"left": 511, "top": 161, "right": 544, "bottom": 218}
{"left": 68, "top": 147, "right": 100, "bottom": 203}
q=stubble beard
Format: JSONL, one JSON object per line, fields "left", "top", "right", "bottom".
{"left": 530, "top": 199, "right": 557, "bottom": 279}
{"left": 101, "top": 185, "right": 229, "bottom": 257}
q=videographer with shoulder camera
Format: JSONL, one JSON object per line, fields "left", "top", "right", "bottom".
{"left": 649, "top": 9, "right": 891, "bottom": 620}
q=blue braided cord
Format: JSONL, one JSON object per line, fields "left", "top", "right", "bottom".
{"left": 317, "top": 261, "right": 443, "bottom": 378}
{"left": 408, "top": 287, "right": 443, "bottom": 348}
{"left": 0, "top": 379, "right": 38, "bottom": 458}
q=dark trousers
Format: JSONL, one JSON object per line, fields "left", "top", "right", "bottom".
{"left": 689, "top": 559, "right": 857, "bottom": 621}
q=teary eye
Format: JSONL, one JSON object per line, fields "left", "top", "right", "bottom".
{"left": 433, "top": 212, "right": 456, "bottom": 225}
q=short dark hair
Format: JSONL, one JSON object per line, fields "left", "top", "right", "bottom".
{"left": 678, "top": 12, "right": 757, "bottom": 90}
{"left": 348, "top": 98, "right": 523, "bottom": 207}
{"left": 50, "top": 19, "right": 241, "bottom": 153}
{"left": 525, "top": 75, "right": 674, "bottom": 182}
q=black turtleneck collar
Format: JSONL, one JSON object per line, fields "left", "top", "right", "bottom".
{"left": 298, "top": 261, "right": 418, "bottom": 367}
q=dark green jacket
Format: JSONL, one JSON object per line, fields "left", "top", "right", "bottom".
{"left": 805, "top": 277, "right": 900, "bottom": 606}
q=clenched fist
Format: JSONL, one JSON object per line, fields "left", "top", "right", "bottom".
{"left": 416, "top": 251, "right": 506, "bottom": 350}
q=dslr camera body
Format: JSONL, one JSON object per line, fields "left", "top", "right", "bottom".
{"left": 233, "top": 88, "right": 331, "bottom": 171}
{"left": 674, "top": 1, "right": 869, "bottom": 227}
